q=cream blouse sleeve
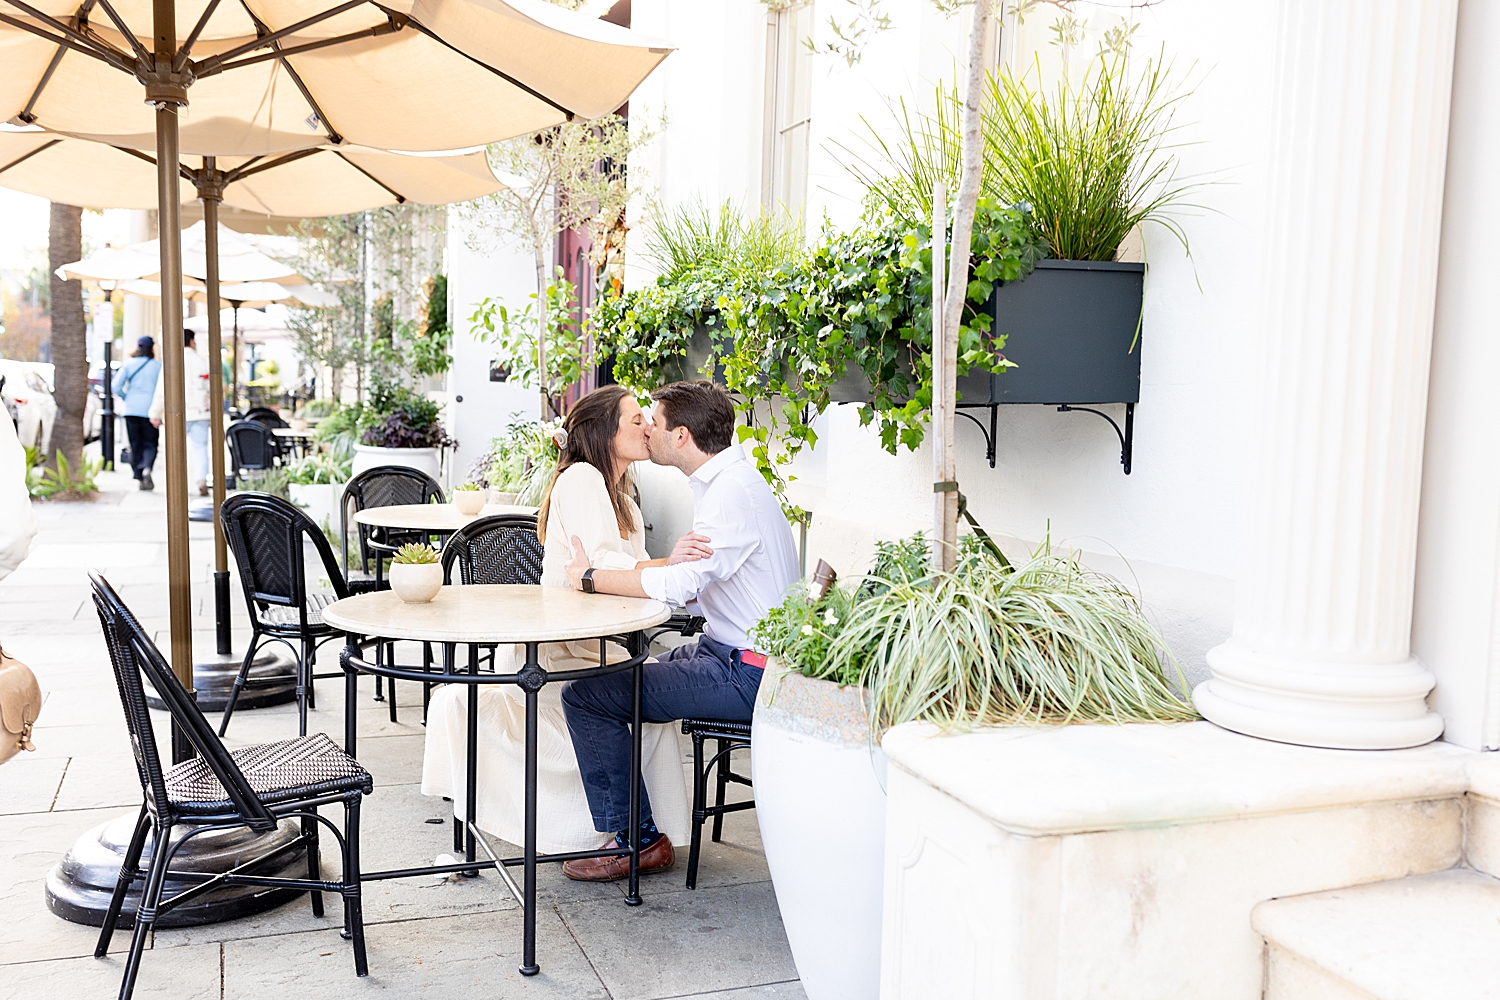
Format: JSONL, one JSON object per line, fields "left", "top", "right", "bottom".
{"left": 548, "top": 464, "right": 642, "bottom": 572}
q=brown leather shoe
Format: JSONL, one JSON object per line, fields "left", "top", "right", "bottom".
{"left": 562, "top": 834, "right": 674, "bottom": 882}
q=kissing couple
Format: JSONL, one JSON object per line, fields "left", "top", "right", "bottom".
{"left": 423, "top": 380, "right": 799, "bottom": 880}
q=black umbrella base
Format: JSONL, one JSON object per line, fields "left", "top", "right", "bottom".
{"left": 46, "top": 812, "right": 311, "bottom": 928}
{"left": 147, "top": 646, "right": 298, "bottom": 713}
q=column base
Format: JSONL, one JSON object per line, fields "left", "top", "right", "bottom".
{"left": 1195, "top": 639, "right": 1444, "bottom": 750}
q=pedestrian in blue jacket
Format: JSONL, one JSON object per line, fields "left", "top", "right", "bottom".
{"left": 112, "top": 337, "right": 161, "bottom": 490}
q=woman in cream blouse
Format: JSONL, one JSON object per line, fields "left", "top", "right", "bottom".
{"left": 422, "top": 387, "right": 692, "bottom": 854}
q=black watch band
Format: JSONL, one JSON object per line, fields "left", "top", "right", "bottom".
{"left": 581, "top": 568, "right": 597, "bottom": 594}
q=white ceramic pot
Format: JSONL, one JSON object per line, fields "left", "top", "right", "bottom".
{"left": 752, "top": 657, "right": 887, "bottom": 1000}
{"left": 388, "top": 561, "right": 443, "bottom": 603}
{"left": 288, "top": 481, "right": 346, "bottom": 536}
{"left": 352, "top": 444, "right": 440, "bottom": 481}
{"left": 490, "top": 490, "right": 520, "bottom": 506}
{"left": 452, "top": 488, "right": 486, "bottom": 516}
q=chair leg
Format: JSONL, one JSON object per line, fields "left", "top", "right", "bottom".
{"left": 373, "top": 640, "right": 384, "bottom": 702}
{"left": 712, "top": 738, "right": 730, "bottom": 843}
{"left": 296, "top": 638, "right": 310, "bottom": 738}
{"left": 217, "top": 632, "right": 263, "bottom": 737}
{"left": 95, "top": 805, "right": 150, "bottom": 957}
{"left": 686, "top": 731, "right": 706, "bottom": 890}
{"left": 387, "top": 640, "right": 398, "bottom": 723}
{"left": 421, "top": 641, "right": 433, "bottom": 725}
{"left": 305, "top": 638, "right": 317, "bottom": 710}
{"left": 343, "top": 796, "right": 369, "bottom": 977}
{"left": 117, "top": 823, "right": 171, "bottom": 1000}
{"left": 304, "top": 811, "right": 323, "bottom": 917}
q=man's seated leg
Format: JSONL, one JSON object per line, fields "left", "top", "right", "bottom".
{"left": 559, "top": 637, "right": 763, "bottom": 881}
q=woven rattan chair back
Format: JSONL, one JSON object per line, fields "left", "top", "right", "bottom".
{"left": 341, "top": 465, "right": 444, "bottom": 575}
{"left": 226, "top": 420, "right": 276, "bottom": 474}
{"left": 88, "top": 572, "right": 277, "bottom": 831}
{"left": 243, "top": 406, "right": 289, "bottom": 429}
{"left": 441, "top": 514, "right": 544, "bottom": 585}
{"left": 222, "top": 492, "right": 348, "bottom": 617}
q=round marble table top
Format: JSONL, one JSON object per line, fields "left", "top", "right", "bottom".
{"left": 352, "top": 503, "right": 540, "bottom": 532}
{"left": 322, "top": 584, "right": 670, "bottom": 643}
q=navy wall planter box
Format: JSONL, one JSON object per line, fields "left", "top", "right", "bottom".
{"left": 978, "top": 259, "right": 1145, "bottom": 405}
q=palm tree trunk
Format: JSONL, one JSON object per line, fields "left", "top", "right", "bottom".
{"left": 48, "top": 202, "right": 86, "bottom": 477}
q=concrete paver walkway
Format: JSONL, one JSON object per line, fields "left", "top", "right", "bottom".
{"left": 0, "top": 467, "right": 802, "bottom": 999}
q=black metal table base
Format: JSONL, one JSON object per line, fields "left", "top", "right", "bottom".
{"left": 45, "top": 812, "right": 309, "bottom": 927}
{"left": 145, "top": 645, "right": 298, "bottom": 713}
{"left": 341, "top": 634, "right": 648, "bottom": 976}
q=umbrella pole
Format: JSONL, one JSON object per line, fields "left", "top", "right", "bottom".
{"left": 148, "top": 5, "right": 195, "bottom": 763}
{"left": 200, "top": 166, "right": 232, "bottom": 655}
{"left": 231, "top": 306, "right": 241, "bottom": 411}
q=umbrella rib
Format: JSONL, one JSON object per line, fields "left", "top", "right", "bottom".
{"left": 0, "top": 5, "right": 132, "bottom": 73}
{"left": 92, "top": 0, "right": 152, "bottom": 68}
{"left": 17, "top": 34, "right": 67, "bottom": 122}
{"left": 374, "top": 6, "right": 576, "bottom": 121}
{"left": 0, "top": 137, "right": 62, "bottom": 176}
{"left": 335, "top": 150, "right": 406, "bottom": 203}
{"left": 173, "top": 0, "right": 222, "bottom": 71}
{"left": 208, "top": 19, "right": 403, "bottom": 75}
{"left": 196, "top": 0, "right": 366, "bottom": 70}
{"left": 232, "top": 0, "right": 344, "bottom": 144}
{"left": 225, "top": 147, "right": 322, "bottom": 184}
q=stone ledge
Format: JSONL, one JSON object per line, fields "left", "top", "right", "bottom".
{"left": 1252, "top": 869, "right": 1500, "bottom": 1000}
{"left": 880, "top": 720, "right": 1476, "bottom": 836}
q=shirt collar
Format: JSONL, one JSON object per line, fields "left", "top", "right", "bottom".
{"left": 688, "top": 446, "right": 745, "bottom": 487}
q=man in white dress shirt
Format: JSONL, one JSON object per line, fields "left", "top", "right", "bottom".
{"left": 559, "top": 380, "right": 799, "bottom": 880}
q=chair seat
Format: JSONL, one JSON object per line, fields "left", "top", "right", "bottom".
{"left": 681, "top": 717, "right": 752, "bottom": 739}
{"left": 261, "top": 592, "right": 338, "bottom": 627}
{"left": 166, "top": 733, "right": 372, "bottom": 815}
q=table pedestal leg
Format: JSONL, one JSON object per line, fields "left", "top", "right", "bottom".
{"left": 464, "top": 643, "right": 479, "bottom": 878}
{"left": 343, "top": 635, "right": 361, "bottom": 758}
{"left": 521, "top": 641, "right": 540, "bottom": 977}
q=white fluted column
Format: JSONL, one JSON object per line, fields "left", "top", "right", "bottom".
{"left": 1195, "top": 0, "right": 1458, "bottom": 749}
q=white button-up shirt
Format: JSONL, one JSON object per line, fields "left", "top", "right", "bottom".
{"left": 639, "top": 447, "right": 800, "bottom": 652}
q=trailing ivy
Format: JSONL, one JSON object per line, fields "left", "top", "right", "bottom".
{"left": 595, "top": 200, "right": 1045, "bottom": 513}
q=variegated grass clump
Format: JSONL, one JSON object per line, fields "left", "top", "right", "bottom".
{"left": 753, "top": 535, "right": 1197, "bottom": 733}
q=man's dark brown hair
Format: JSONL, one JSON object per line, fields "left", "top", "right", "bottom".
{"left": 651, "top": 380, "right": 734, "bottom": 455}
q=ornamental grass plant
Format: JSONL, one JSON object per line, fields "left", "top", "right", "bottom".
{"left": 754, "top": 535, "right": 1198, "bottom": 733}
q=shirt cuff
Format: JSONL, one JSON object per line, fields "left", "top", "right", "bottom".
{"left": 638, "top": 566, "right": 669, "bottom": 602}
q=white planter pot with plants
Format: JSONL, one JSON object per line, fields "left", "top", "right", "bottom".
{"left": 288, "top": 481, "right": 346, "bottom": 535}
{"left": 388, "top": 543, "right": 443, "bottom": 603}
{"left": 752, "top": 656, "right": 887, "bottom": 1000}
{"left": 451, "top": 482, "right": 486, "bottom": 516}
{"left": 749, "top": 537, "right": 1198, "bottom": 1000}
{"left": 352, "top": 386, "right": 451, "bottom": 483}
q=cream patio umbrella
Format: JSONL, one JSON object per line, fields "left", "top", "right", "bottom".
{"left": 0, "top": 0, "right": 672, "bottom": 777}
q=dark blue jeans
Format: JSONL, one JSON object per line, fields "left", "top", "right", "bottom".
{"left": 561, "top": 636, "right": 763, "bottom": 834}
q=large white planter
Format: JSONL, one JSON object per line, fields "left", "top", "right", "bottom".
{"left": 752, "top": 657, "right": 887, "bottom": 1000}
{"left": 352, "top": 444, "right": 440, "bottom": 482}
{"left": 288, "top": 481, "right": 346, "bottom": 536}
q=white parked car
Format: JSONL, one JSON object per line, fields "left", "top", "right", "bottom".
{"left": 0, "top": 360, "right": 58, "bottom": 456}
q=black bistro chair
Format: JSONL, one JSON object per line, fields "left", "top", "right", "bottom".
{"left": 340, "top": 465, "right": 444, "bottom": 594}
{"left": 243, "top": 406, "right": 289, "bottom": 429}
{"left": 440, "top": 513, "right": 545, "bottom": 587}
{"left": 219, "top": 492, "right": 350, "bottom": 737}
{"left": 87, "top": 572, "right": 371, "bottom": 1000}
{"left": 226, "top": 419, "right": 278, "bottom": 480}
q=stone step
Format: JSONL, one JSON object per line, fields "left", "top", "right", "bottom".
{"left": 1253, "top": 868, "right": 1500, "bottom": 1000}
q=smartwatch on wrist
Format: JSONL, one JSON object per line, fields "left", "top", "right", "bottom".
{"left": 581, "top": 568, "right": 597, "bottom": 594}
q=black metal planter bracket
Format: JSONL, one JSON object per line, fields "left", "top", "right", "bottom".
{"left": 1057, "top": 403, "right": 1134, "bottom": 475}
{"left": 955, "top": 403, "right": 1001, "bottom": 468}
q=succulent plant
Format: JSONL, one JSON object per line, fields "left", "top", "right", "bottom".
{"left": 453, "top": 481, "right": 482, "bottom": 491}
{"left": 393, "top": 542, "right": 440, "bottom": 565}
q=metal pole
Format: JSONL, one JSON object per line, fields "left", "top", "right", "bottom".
{"left": 151, "top": 0, "right": 195, "bottom": 763}
{"left": 101, "top": 333, "right": 115, "bottom": 470}
{"left": 230, "top": 304, "right": 241, "bottom": 413}
{"left": 199, "top": 165, "right": 232, "bottom": 655}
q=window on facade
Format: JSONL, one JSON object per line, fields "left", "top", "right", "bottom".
{"left": 762, "top": 1, "right": 815, "bottom": 223}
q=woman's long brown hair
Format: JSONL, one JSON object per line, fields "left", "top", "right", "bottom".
{"left": 537, "top": 385, "right": 638, "bottom": 543}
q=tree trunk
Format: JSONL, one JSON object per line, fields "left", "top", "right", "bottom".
{"left": 48, "top": 202, "right": 86, "bottom": 477}
{"left": 933, "top": 1, "right": 993, "bottom": 570}
{"left": 532, "top": 232, "right": 552, "bottom": 417}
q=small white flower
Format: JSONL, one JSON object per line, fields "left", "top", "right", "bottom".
{"left": 823, "top": 610, "right": 840, "bottom": 626}
{"left": 800, "top": 624, "right": 815, "bottom": 636}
